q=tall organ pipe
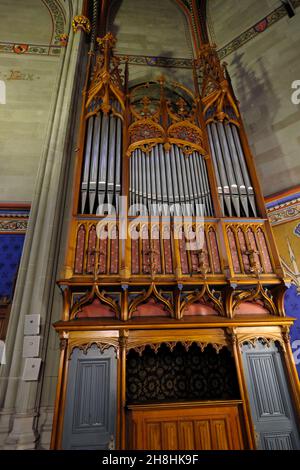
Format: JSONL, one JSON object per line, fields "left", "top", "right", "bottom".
{"left": 89, "top": 113, "right": 101, "bottom": 213}
{"left": 107, "top": 114, "right": 116, "bottom": 210}
{"left": 207, "top": 121, "right": 257, "bottom": 217}
{"left": 224, "top": 124, "right": 248, "bottom": 216}
{"left": 216, "top": 122, "right": 240, "bottom": 216}
{"left": 231, "top": 124, "right": 257, "bottom": 216}
{"left": 81, "top": 117, "right": 94, "bottom": 213}
{"left": 128, "top": 145, "right": 214, "bottom": 217}
{"left": 200, "top": 155, "right": 214, "bottom": 216}
{"left": 207, "top": 125, "right": 224, "bottom": 214}
{"left": 209, "top": 122, "right": 232, "bottom": 216}
{"left": 80, "top": 108, "right": 123, "bottom": 214}
{"left": 154, "top": 145, "right": 162, "bottom": 214}
{"left": 170, "top": 146, "right": 181, "bottom": 215}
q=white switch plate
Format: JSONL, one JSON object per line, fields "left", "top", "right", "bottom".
{"left": 24, "top": 314, "right": 40, "bottom": 335}
{"left": 23, "top": 336, "right": 40, "bottom": 358}
{"left": 23, "top": 358, "right": 42, "bottom": 381}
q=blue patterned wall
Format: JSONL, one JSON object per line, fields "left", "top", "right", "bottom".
{"left": 0, "top": 234, "right": 25, "bottom": 299}
{"left": 285, "top": 284, "right": 300, "bottom": 377}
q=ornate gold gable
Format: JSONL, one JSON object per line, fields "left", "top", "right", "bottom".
{"left": 127, "top": 77, "right": 206, "bottom": 156}
{"left": 86, "top": 33, "right": 125, "bottom": 116}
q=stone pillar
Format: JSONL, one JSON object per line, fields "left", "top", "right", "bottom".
{"left": 0, "top": 0, "right": 84, "bottom": 449}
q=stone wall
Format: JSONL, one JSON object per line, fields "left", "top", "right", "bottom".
{"left": 0, "top": 0, "right": 65, "bottom": 202}
{"left": 209, "top": 0, "right": 300, "bottom": 195}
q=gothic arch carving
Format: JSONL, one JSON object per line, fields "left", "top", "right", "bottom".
{"left": 70, "top": 283, "right": 121, "bottom": 320}
{"left": 128, "top": 283, "right": 174, "bottom": 318}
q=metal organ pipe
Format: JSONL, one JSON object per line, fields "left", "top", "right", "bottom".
{"left": 191, "top": 153, "right": 202, "bottom": 215}
{"left": 150, "top": 148, "right": 157, "bottom": 215}
{"left": 174, "top": 145, "right": 185, "bottom": 210}
{"left": 207, "top": 120, "right": 257, "bottom": 217}
{"left": 195, "top": 153, "right": 208, "bottom": 215}
{"left": 80, "top": 102, "right": 123, "bottom": 215}
{"left": 224, "top": 124, "right": 248, "bottom": 216}
{"left": 89, "top": 113, "right": 101, "bottom": 213}
{"left": 231, "top": 124, "right": 257, "bottom": 216}
{"left": 115, "top": 115, "right": 122, "bottom": 212}
{"left": 165, "top": 150, "right": 174, "bottom": 210}
{"left": 187, "top": 155, "right": 197, "bottom": 214}
{"left": 107, "top": 114, "right": 116, "bottom": 210}
{"left": 160, "top": 144, "right": 168, "bottom": 213}
{"left": 179, "top": 147, "right": 190, "bottom": 216}
{"left": 207, "top": 125, "right": 224, "bottom": 214}
{"left": 81, "top": 117, "right": 94, "bottom": 213}
{"left": 170, "top": 146, "right": 181, "bottom": 216}
{"left": 146, "top": 152, "right": 151, "bottom": 212}
{"left": 141, "top": 150, "right": 147, "bottom": 213}
{"left": 216, "top": 121, "right": 240, "bottom": 216}
{"left": 154, "top": 145, "right": 162, "bottom": 214}
{"left": 128, "top": 144, "right": 213, "bottom": 217}
{"left": 98, "top": 113, "right": 109, "bottom": 210}
{"left": 209, "top": 122, "right": 232, "bottom": 216}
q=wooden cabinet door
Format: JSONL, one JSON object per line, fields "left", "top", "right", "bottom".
{"left": 62, "top": 345, "right": 117, "bottom": 449}
{"left": 127, "top": 402, "right": 245, "bottom": 450}
{"left": 242, "top": 341, "right": 300, "bottom": 450}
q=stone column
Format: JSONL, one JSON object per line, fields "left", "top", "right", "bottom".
{"left": 0, "top": 0, "right": 84, "bottom": 449}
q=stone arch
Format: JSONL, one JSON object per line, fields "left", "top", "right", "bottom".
{"left": 108, "top": 0, "right": 196, "bottom": 58}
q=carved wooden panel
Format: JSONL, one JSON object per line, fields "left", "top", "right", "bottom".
{"left": 226, "top": 223, "right": 274, "bottom": 276}
{"left": 72, "top": 220, "right": 223, "bottom": 279}
{"left": 127, "top": 402, "right": 245, "bottom": 450}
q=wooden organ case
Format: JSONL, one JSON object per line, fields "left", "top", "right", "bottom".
{"left": 51, "top": 33, "right": 300, "bottom": 450}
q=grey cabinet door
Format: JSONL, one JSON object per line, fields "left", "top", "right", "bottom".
{"left": 242, "top": 340, "right": 300, "bottom": 450}
{"left": 62, "top": 345, "right": 117, "bottom": 450}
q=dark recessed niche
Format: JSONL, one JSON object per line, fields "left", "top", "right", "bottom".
{"left": 126, "top": 342, "right": 240, "bottom": 404}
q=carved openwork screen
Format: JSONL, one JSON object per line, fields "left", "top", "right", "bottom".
{"left": 126, "top": 343, "right": 240, "bottom": 404}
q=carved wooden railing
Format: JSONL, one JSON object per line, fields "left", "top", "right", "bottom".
{"left": 69, "top": 219, "right": 223, "bottom": 280}
{"left": 67, "top": 218, "right": 277, "bottom": 283}
{"left": 225, "top": 222, "right": 275, "bottom": 277}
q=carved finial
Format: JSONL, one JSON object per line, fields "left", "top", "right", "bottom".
{"left": 157, "top": 75, "right": 166, "bottom": 86}
{"left": 96, "top": 32, "right": 116, "bottom": 50}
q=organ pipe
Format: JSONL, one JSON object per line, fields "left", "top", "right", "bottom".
{"left": 80, "top": 107, "right": 122, "bottom": 215}
{"left": 207, "top": 121, "right": 257, "bottom": 217}
{"left": 128, "top": 145, "right": 214, "bottom": 217}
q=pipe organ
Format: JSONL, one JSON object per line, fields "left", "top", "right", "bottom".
{"left": 51, "top": 31, "right": 300, "bottom": 451}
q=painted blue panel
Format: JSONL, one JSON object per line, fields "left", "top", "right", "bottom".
{"left": 285, "top": 284, "right": 300, "bottom": 378}
{"left": 242, "top": 341, "right": 300, "bottom": 450}
{"left": 62, "top": 345, "right": 117, "bottom": 450}
{"left": 0, "top": 234, "right": 25, "bottom": 298}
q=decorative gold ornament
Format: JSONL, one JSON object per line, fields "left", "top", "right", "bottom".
{"left": 244, "top": 248, "right": 263, "bottom": 276}
{"left": 59, "top": 34, "right": 69, "bottom": 47}
{"left": 72, "top": 15, "right": 91, "bottom": 34}
{"left": 86, "top": 33, "right": 125, "bottom": 116}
